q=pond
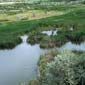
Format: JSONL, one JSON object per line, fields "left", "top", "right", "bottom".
{"left": 0, "top": 35, "right": 44, "bottom": 85}
{"left": 0, "top": 35, "right": 85, "bottom": 85}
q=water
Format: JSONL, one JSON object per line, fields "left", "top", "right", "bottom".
{"left": 41, "top": 29, "right": 85, "bottom": 52}
{"left": 41, "top": 30, "right": 58, "bottom": 36}
{"left": 0, "top": 35, "right": 85, "bottom": 85}
{"left": 0, "top": 35, "right": 43, "bottom": 85}
{"left": 60, "top": 41, "right": 85, "bottom": 52}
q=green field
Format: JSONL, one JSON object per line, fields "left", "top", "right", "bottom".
{"left": 0, "top": 3, "right": 85, "bottom": 49}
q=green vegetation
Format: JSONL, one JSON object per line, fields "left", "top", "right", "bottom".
{"left": 0, "top": 5, "right": 85, "bottom": 49}
{"left": 0, "top": 35, "right": 21, "bottom": 49}
{"left": 0, "top": 1, "right": 85, "bottom": 85}
{"left": 34, "top": 51, "right": 85, "bottom": 85}
{"left": 29, "top": 80, "right": 40, "bottom": 85}
{"left": 28, "top": 8, "right": 85, "bottom": 48}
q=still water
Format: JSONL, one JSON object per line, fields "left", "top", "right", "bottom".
{"left": 0, "top": 35, "right": 85, "bottom": 85}
{"left": 60, "top": 41, "right": 85, "bottom": 52}
{"left": 0, "top": 35, "right": 43, "bottom": 85}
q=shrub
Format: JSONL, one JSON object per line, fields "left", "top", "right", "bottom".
{"left": 29, "top": 80, "right": 40, "bottom": 85}
{"left": 41, "top": 51, "right": 85, "bottom": 85}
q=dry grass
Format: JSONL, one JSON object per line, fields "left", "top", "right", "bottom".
{"left": 0, "top": 10, "right": 64, "bottom": 22}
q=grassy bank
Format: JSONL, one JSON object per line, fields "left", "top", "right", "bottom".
{"left": 28, "top": 8, "right": 85, "bottom": 48}
{"left": 0, "top": 5, "right": 85, "bottom": 49}
{"left": 0, "top": 34, "right": 21, "bottom": 49}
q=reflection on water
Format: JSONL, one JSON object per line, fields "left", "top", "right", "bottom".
{"left": 41, "top": 30, "right": 58, "bottom": 36}
{"left": 60, "top": 42, "right": 85, "bottom": 52}
{"left": 0, "top": 35, "right": 43, "bottom": 85}
{"left": 0, "top": 35, "right": 85, "bottom": 85}
{"left": 20, "top": 35, "right": 28, "bottom": 43}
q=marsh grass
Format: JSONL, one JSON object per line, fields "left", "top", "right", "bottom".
{"left": 0, "top": 6, "right": 85, "bottom": 49}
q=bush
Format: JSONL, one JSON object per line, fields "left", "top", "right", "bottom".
{"left": 29, "top": 80, "right": 40, "bottom": 85}
{"left": 41, "top": 51, "right": 85, "bottom": 85}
